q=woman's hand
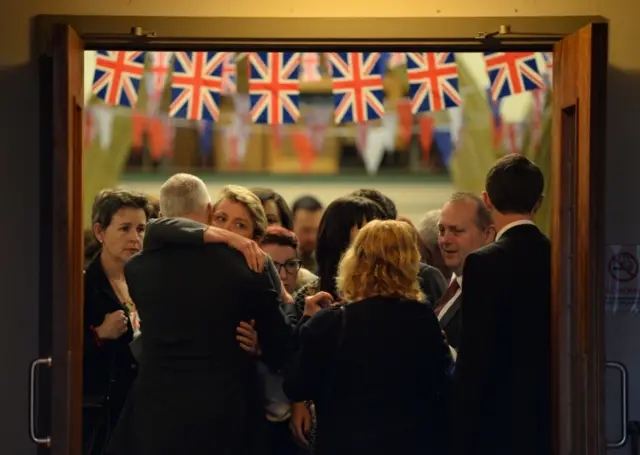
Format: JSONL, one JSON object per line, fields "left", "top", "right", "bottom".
{"left": 205, "top": 227, "right": 265, "bottom": 273}
{"left": 303, "top": 291, "right": 334, "bottom": 317}
{"left": 289, "top": 401, "right": 311, "bottom": 448}
{"left": 236, "top": 320, "right": 261, "bottom": 356}
{"left": 95, "top": 310, "right": 128, "bottom": 340}
{"left": 281, "top": 282, "right": 294, "bottom": 305}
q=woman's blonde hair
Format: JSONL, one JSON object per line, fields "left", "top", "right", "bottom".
{"left": 214, "top": 185, "right": 268, "bottom": 240}
{"left": 336, "top": 219, "right": 424, "bottom": 302}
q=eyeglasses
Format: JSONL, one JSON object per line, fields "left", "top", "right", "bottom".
{"left": 273, "top": 259, "right": 302, "bottom": 275}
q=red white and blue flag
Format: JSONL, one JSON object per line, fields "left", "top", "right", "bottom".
{"left": 483, "top": 52, "right": 545, "bottom": 101}
{"left": 328, "top": 52, "right": 384, "bottom": 124}
{"left": 300, "top": 53, "right": 322, "bottom": 82}
{"left": 406, "top": 52, "right": 461, "bottom": 114}
{"left": 248, "top": 52, "right": 301, "bottom": 124}
{"left": 169, "top": 52, "right": 225, "bottom": 121}
{"left": 221, "top": 53, "right": 237, "bottom": 95}
{"left": 145, "top": 52, "right": 173, "bottom": 114}
{"left": 388, "top": 52, "right": 407, "bottom": 69}
{"left": 377, "top": 53, "right": 407, "bottom": 77}
{"left": 541, "top": 52, "right": 553, "bottom": 86}
{"left": 146, "top": 52, "right": 172, "bottom": 97}
{"left": 92, "top": 51, "right": 146, "bottom": 107}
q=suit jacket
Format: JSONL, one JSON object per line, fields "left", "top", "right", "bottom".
{"left": 122, "top": 241, "right": 291, "bottom": 455}
{"left": 439, "top": 293, "right": 462, "bottom": 351}
{"left": 452, "top": 224, "right": 551, "bottom": 455}
{"left": 128, "top": 217, "right": 297, "bottom": 360}
{"left": 143, "top": 217, "right": 207, "bottom": 251}
{"left": 418, "top": 262, "right": 447, "bottom": 306}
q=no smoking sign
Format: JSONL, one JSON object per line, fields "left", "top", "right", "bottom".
{"left": 608, "top": 251, "right": 639, "bottom": 282}
{"left": 606, "top": 245, "right": 640, "bottom": 310}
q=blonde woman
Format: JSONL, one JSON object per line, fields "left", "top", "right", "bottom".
{"left": 283, "top": 220, "right": 453, "bottom": 455}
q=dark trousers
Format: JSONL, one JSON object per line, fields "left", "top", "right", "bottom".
{"left": 265, "top": 418, "right": 307, "bottom": 455}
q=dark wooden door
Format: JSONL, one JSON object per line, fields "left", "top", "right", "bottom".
{"left": 550, "top": 22, "right": 608, "bottom": 455}
{"left": 35, "top": 23, "right": 85, "bottom": 455}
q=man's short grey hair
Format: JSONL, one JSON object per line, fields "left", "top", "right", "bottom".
{"left": 159, "top": 173, "right": 212, "bottom": 217}
{"left": 448, "top": 192, "right": 493, "bottom": 231}
{"left": 417, "top": 209, "right": 441, "bottom": 248}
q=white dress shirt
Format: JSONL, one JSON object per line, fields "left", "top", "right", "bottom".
{"left": 495, "top": 219, "right": 537, "bottom": 241}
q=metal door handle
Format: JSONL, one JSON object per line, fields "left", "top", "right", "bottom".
{"left": 606, "top": 361, "right": 628, "bottom": 448}
{"left": 29, "top": 357, "right": 52, "bottom": 447}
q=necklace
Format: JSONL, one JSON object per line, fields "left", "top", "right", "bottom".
{"left": 109, "top": 278, "right": 141, "bottom": 336}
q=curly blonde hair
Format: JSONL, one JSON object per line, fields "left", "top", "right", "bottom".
{"left": 214, "top": 185, "right": 268, "bottom": 241}
{"left": 336, "top": 219, "right": 424, "bottom": 303}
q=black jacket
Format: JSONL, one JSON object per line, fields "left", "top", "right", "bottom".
{"left": 452, "top": 224, "right": 551, "bottom": 455}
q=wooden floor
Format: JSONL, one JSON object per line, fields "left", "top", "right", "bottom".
{"left": 119, "top": 173, "right": 455, "bottom": 224}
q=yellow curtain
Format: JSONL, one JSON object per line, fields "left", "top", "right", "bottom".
{"left": 520, "top": 90, "right": 553, "bottom": 237}
{"left": 448, "top": 55, "right": 498, "bottom": 194}
{"left": 83, "top": 54, "right": 162, "bottom": 228}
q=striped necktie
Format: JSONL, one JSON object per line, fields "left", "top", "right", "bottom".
{"left": 433, "top": 279, "right": 461, "bottom": 317}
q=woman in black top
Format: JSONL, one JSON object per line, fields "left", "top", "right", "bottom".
{"left": 83, "top": 189, "right": 151, "bottom": 455}
{"left": 284, "top": 220, "right": 453, "bottom": 455}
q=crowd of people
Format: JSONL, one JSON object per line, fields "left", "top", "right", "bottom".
{"left": 82, "top": 154, "right": 551, "bottom": 455}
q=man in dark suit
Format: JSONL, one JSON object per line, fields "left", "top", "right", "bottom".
{"left": 433, "top": 192, "right": 495, "bottom": 353}
{"left": 124, "top": 173, "right": 291, "bottom": 455}
{"left": 452, "top": 155, "right": 551, "bottom": 455}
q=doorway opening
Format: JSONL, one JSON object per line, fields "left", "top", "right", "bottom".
{"left": 35, "top": 15, "right": 607, "bottom": 455}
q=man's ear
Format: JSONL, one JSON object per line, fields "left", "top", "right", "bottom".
{"left": 206, "top": 202, "right": 214, "bottom": 225}
{"left": 482, "top": 191, "right": 493, "bottom": 211}
{"left": 486, "top": 225, "right": 497, "bottom": 243}
{"left": 532, "top": 194, "right": 544, "bottom": 215}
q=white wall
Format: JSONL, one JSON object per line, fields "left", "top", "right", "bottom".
{"left": 1, "top": 2, "right": 638, "bottom": 454}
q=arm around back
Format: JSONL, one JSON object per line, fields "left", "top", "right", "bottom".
{"left": 247, "top": 255, "right": 292, "bottom": 369}
{"left": 143, "top": 217, "right": 207, "bottom": 251}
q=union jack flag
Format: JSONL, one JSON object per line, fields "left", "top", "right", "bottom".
{"left": 487, "top": 87, "right": 504, "bottom": 148}
{"left": 169, "top": 52, "right": 225, "bottom": 121}
{"left": 388, "top": 53, "right": 407, "bottom": 69}
{"left": 530, "top": 89, "right": 545, "bottom": 152}
{"left": 92, "top": 51, "right": 146, "bottom": 107}
{"left": 248, "top": 52, "right": 301, "bottom": 124}
{"left": 406, "top": 52, "right": 461, "bottom": 114}
{"left": 541, "top": 52, "right": 553, "bottom": 86}
{"left": 377, "top": 53, "right": 406, "bottom": 77}
{"left": 301, "top": 53, "right": 322, "bottom": 82}
{"left": 221, "top": 53, "right": 237, "bottom": 95}
{"left": 147, "top": 52, "right": 173, "bottom": 97}
{"left": 483, "top": 52, "right": 545, "bottom": 101}
{"left": 502, "top": 122, "right": 526, "bottom": 155}
{"left": 328, "top": 52, "right": 384, "bottom": 124}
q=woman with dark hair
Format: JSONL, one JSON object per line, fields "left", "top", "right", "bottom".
{"left": 251, "top": 187, "right": 294, "bottom": 231}
{"left": 288, "top": 196, "right": 385, "bottom": 450}
{"left": 83, "top": 188, "right": 152, "bottom": 455}
{"left": 312, "top": 196, "right": 385, "bottom": 299}
{"left": 349, "top": 188, "right": 397, "bottom": 220}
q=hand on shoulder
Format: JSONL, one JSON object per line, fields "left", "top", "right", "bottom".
{"left": 204, "top": 226, "right": 266, "bottom": 273}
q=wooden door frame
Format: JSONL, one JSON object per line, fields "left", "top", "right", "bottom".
{"left": 35, "top": 14, "right": 608, "bottom": 455}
